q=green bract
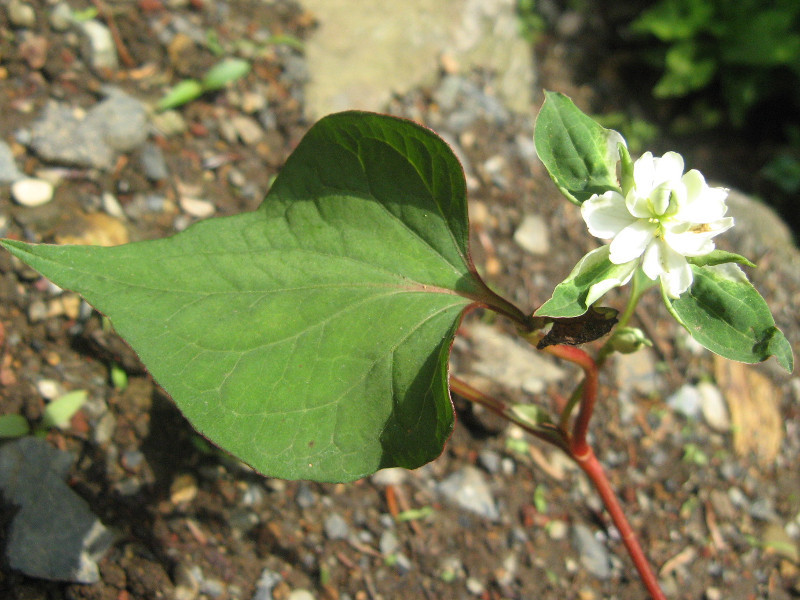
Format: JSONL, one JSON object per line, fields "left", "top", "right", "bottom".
{"left": 1, "top": 112, "right": 521, "bottom": 482}
{"left": 665, "top": 264, "right": 793, "bottom": 372}
{"left": 533, "top": 91, "right": 625, "bottom": 205}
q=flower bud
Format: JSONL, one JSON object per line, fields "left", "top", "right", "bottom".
{"left": 608, "top": 327, "right": 652, "bottom": 354}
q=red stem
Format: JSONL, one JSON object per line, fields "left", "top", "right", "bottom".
{"left": 575, "top": 448, "right": 667, "bottom": 600}
{"left": 542, "top": 344, "right": 597, "bottom": 457}
{"left": 540, "top": 344, "right": 665, "bottom": 599}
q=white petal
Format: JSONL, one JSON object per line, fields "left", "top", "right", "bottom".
{"left": 664, "top": 217, "right": 734, "bottom": 256}
{"left": 677, "top": 170, "right": 728, "bottom": 222}
{"left": 609, "top": 220, "right": 656, "bottom": 263}
{"left": 652, "top": 151, "right": 684, "bottom": 186}
{"left": 633, "top": 152, "right": 655, "bottom": 192}
{"left": 581, "top": 191, "right": 634, "bottom": 239}
{"left": 661, "top": 250, "right": 693, "bottom": 298}
{"left": 642, "top": 240, "right": 692, "bottom": 297}
{"left": 641, "top": 240, "right": 664, "bottom": 281}
{"left": 625, "top": 190, "right": 654, "bottom": 219}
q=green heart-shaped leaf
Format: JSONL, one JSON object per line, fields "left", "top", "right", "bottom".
{"left": 666, "top": 264, "right": 793, "bottom": 372}
{"left": 534, "top": 91, "right": 626, "bottom": 205}
{"left": 2, "top": 112, "right": 521, "bottom": 482}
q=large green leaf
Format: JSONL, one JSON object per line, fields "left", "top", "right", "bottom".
{"left": 534, "top": 91, "right": 625, "bottom": 205}
{"left": 666, "top": 264, "right": 793, "bottom": 372}
{"left": 2, "top": 112, "right": 519, "bottom": 482}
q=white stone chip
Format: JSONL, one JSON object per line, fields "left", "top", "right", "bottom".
{"left": 11, "top": 177, "right": 54, "bottom": 207}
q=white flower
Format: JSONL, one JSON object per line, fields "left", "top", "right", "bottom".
{"left": 581, "top": 151, "right": 734, "bottom": 298}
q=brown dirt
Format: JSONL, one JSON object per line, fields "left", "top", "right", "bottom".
{"left": 1, "top": 2, "right": 798, "bottom": 600}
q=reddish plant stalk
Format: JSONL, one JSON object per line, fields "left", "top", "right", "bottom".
{"left": 574, "top": 448, "right": 667, "bottom": 600}
{"left": 468, "top": 338, "right": 666, "bottom": 598}
{"left": 542, "top": 344, "right": 597, "bottom": 457}
{"left": 545, "top": 343, "right": 666, "bottom": 600}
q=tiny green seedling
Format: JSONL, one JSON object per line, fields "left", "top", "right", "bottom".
{"left": 157, "top": 58, "right": 252, "bottom": 111}
{"left": 0, "top": 390, "right": 88, "bottom": 438}
{"left": 1, "top": 91, "right": 791, "bottom": 599}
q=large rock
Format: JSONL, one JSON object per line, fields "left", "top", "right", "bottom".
{"left": 0, "top": 437, "right": 114, "bottom": 583}
{"left": 302, "top": 0, "right": 535, "bottom": 117}
{"left": 29, "top": 88, "right": 148, "bottom": 169}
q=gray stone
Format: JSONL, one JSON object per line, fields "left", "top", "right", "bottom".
{"left": 667, "top": 384, "right": 702, "bottom": 419}
{"left": 0, "top": 141, "right": 24, "bottom": 182}
{"left": 478, "top": 449, "right": 502, "bottom": 475}
{"left": 139, "top": 142, "right": 169, "bottom": 181}
{"left": 437, "top": 465, "right": 499, "bottom": 521}
{"left": 615, "top": 346, "right": 661, "bottom": 397}
{"left": 295, "top": 482, "right": 316, "bottom": 509}
{"left": 8, "top": 0, "right": 36, "bottom": 28}
{"left": 0, "top": 437, "right": 114, "bottom": 583}
{"left": 571, "top": 523, "right": 611, "bottom": 579}
{"left": 251, "top": 569, "right": 282, "bottom": 600}
{"left": 467, "top": 322, "right": 566, "bottom": 395}
{"left": 513, "top": 213, "right": 550, "bottom": 255}
{"left": 323, "top": 512, "right": 350, "bottom": 540}
{"left": 301, "top": 0, "right": 535, "bottom": 117}
{"left": 29, "top": 90, "right": 148, "bottom": 170}
{"left": 79, "top": 20, "right": 118, "bottom": 71}
{"left": 49, "top": 3, "right": 73, "bottom": 31}
{"left": 379, "top": 530, "right": 399, "bottom": 555}
{"left": 697, "top": 381, "right": 730, "bottom": 432}
{"left": 91, "top": 90, "right": 149, "bottom": 153}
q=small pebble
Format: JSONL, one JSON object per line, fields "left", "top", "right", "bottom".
{"left": 370, "top": 467, "right": 407, "bottom": 486}
{"left": 0, "top": 141, "right": 24, "bottom": 183}
{"left": 49, "top": 3, "right": 73, "bottom": 31}
{"left": 36, "top": 379, "right": 61, "bottom": 400}
{"left": 252, "top": 569, "right": 282, "bottom": 600}
{"left": 180, "top": 196, "right": 215, "bottom": 218}
{"left": 513, "top": 214, "right": 550, "bottom": 255}
{"left": 79, "top": 20, "right": 118, "bottom": 71}
{"left": 437, "top": 466, "right": 499, "bottom": 521}
{"left": 666, "top": 384, "right": 702, "bottom": 419}
{"left": 151, "top": 110, "right": 188, "bottom": 136}
{"left": 170, "top": 473, "right": 198, "bottom": 504}
{"left": 230, "top": 115, "right": 264, "bottom": 145}
{"left": 121, "top": 449, "right": 145, "bottom": 471}
{"left": 101, "top": 192, "right": 126, "bottom": 219}
{"left": 571, "top": 524, "right": 611, "bottom": 579}
{"left": 465, "top": 577, "right": 485, "bottom": 595}
{"left": 478, "top": 449, "right": 501, "bottom": 474}
{"left": 140, "top": 142, "right": 169, "bottom": 181}
{"left": 547, "top": 519, "right": 568, "bottom": 541}
{"left": 287, "top": 590, "right": 314, "bottom": 600}
{"left": 697, "top": 382, "right": 730, "bottom": 431}
{"left": 11, "top": 177, "right": 54, "bottom": 207}
{"left": 295, "top": 482, "right": 315, "bottom": 509}
{"left": 323, "top": 512, "right": 349, "bottom": 540}
{"left": 8, "top": 0, "right": 36, "bottom": 28}
{"left": 379, "top": 530, "right": 399, "bottom": 555}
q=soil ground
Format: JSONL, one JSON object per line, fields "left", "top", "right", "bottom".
{"left": 0, "top": 2, "right": 798, "bottom": 600}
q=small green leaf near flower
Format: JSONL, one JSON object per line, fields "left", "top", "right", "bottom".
{"left": 536, "top": 246, "right": 636, "bottom": 318}
{"left": 534, "top": 91, "right": 625, "bottom": 205}
{"left": 666, "top": 263, "right": 793, "bottom": 371}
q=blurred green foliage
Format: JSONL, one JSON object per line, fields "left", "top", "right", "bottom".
{"left": 516, "top": 0, "right": 547, "bottom": 42}
{"left": 631, "top": 0, "right": 800, "bottom": 127}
